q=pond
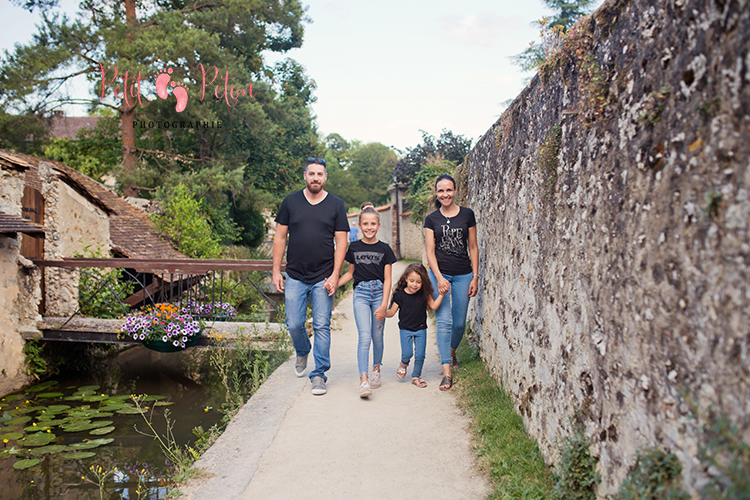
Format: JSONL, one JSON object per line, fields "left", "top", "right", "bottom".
{"left": 0, "top": 342, "right": 279, "bottom": 499}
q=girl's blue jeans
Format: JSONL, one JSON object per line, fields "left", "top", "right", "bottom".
{"left": 352, "top": 280, "right": 385, "bottom": 377}
{"left": 429, "top": 270, "right": 473, "bottom": 365}
{"left": 399, "top": 328, "right": 427, "bottom": 378}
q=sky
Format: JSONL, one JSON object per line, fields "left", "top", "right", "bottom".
{"left": 0, "top": 0, "right": 604, "bottom": 151}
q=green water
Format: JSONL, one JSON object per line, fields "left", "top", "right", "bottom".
{"left": 0, "top": 345, "right": 231, "bottom": 499}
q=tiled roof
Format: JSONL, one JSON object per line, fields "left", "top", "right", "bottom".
{"left": 0, "top": 149, "right": 185, "bottom": 259}
{"left": 0, "top": 210, "right": 45, "bottom": 236}
{"left": 48, "top": 115, "right": 100, "bottom": 140}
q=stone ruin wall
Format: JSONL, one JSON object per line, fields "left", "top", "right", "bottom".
{"left": 0, "top": 169, "right": 37, "bottom": 395}
{"left": 464, "top": 0, "right": 749, "bottom": 495}
{"left": 38, "top": 162, "right": 111, "bottom": 316}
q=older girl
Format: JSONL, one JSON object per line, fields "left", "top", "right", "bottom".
{"left": 424, "top": 174, "right": 478, "bottom": 391}
{"left": 338, "top": 207, "right": 397, "bottom": 398}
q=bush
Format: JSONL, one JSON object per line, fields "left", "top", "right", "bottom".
{"left": 552, "top": 404, "right": 601, "bottom": 500}
{"left": 615, "top": 447, "right": 689, "bottom": 500}
{"left": 76, "top": 244, "right": 134, "bottom": 319}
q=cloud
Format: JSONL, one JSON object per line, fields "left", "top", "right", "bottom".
{"left": 439, "top": 11, "right": 528, "bottom": 48}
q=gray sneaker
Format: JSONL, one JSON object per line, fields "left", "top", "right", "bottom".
{"left": 295, "top": 354, "right": 308, "bottom": 377}
{"left": 311, "top": 377, "right": 327, "bottom": 395}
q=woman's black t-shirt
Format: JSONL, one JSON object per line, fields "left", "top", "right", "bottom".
{"left": 393, "top": 289, "right": 427, "bottom": 331}
{"left": 345, "top": 240, "right": 397, "bottom": 288}
{"left": 424, "top": 206, "right": 476, "bottom": 276}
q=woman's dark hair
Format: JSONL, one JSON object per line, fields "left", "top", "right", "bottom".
{"left": 391, "top": 263, "right": 434, "bottom": 306}
{"left": 434, "top": 174, "right": 456, "bottom": 210}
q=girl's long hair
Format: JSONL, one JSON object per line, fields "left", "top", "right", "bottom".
{"left": 391, "top": 263, "right": 434, "bottom": 306}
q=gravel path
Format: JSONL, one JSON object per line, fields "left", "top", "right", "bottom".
{"left": 180, "top": 261, "right": 490, "bottom": 500}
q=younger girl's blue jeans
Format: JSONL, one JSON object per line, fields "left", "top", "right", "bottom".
{"left": 399, "top": 328, "right": 427, "bottom": 378}
{"left": 352, "top": 280, "right": 385, "bottom": 377}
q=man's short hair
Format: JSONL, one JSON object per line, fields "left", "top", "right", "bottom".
{"left": 305, "top": 157, "right": 327, "bottom": 172}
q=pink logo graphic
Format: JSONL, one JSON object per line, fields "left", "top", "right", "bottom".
{"left": 98, "top": 63, "right": 257, "bottom": 113}
{"left": 155, "top": 68, "right": 189, "bottom": 112}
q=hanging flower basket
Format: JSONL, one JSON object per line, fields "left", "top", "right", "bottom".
{"left": 182, "top": 300, "right": 238, "bottom": 322}
{"left": 120, "top": 303, "right": 204, "bottom": 352}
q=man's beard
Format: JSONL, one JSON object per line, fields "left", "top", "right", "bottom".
{"left": 306, "top": 181, "right": 324, "bottom": 193}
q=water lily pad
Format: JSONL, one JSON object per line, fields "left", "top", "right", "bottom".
{"left": 26, "top": 381, "right": 59, "bottom": 393}
{"left": 116, "top": 407, "right": 147, "bottom": 415}
{"left": 5, "top": 416, "right": 32, "bottom": 426}
{"left": 77, "top": 385, "right": 100, "bottom": 392}
{"left": 140, "top": 395, "right": 166, "bottom": 401}
{"left": 5, "top": 394, "right": 23, "bottom": 401}
{"left": 69, "top": 438, "right": 114, "bottom": 449}
{"left": 63, "top": 451, "right": 96, "bottom": 460}
{"left": 98, "top": 403, "right": 129, "bottom": 411}
{"left": 30, "top": 444, "right": 70, "bottom": 455}
{"left": 14, "top": 406, "right": 46, "bottom": 414}
{"left": 153, "top": 401, "right": 174, "bottom": 407}
{"left": 13, "top": 458, "right": 40, "bottom": 469}
{"left": 67, "top": 410, "right": 113, "bottom": 418}
{"left": 82, "top": 395, "right": 109, "bottom": 402}
{"left": 24, "top": 424, "right": 53, "bottom": 432}
{"left": 47, "top": 405, "right": 71, "bottom": 413}
{"left": 89, "top": 426, "right": 115, "bottom": 435}
{"left": 60, "top": 420, "right": 92, "bottom": 432}
{"left": 107, "top": 395, "right": 131, "bottom": 401}
{"left": 36, "top": 392, "right": 64, "bottom": 399}
{"left": 1, "top": 432, "right": 24, "bottom": 441}
{"left": 22, "top": 432, "right": 57, "bottom": 446}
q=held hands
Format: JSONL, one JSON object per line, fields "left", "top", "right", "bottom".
{"left": 272, "top": 271, "right": 285, "bottom": 293}
{"left": 324, "top": 275, "right": 338, "bottom": 296}
{"left": 437, "top": 276, "right": 450, "bottom": 295}
{"left": 374, "top": 304, "right": 386, "bottom": 322}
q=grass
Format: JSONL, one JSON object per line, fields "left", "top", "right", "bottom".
{"left": 453, "top": 338, "right": 554, "bottom": 499}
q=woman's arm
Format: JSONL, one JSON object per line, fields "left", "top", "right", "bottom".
{"left": 425, "top": 227, "right": 450, "bottom": 295}
{"left": 374, "top": 263, "right": 392, "bottom": 321}
{"left": 338, "top": 263, "right": 354, "bottom": 288}
{"left": 468, "top": 225, "right": 479, "bottom": 297}
{"left": 385, "top": 301, "right": 399, "bottom": 318}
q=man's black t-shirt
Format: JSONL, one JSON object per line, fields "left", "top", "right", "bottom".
{"left": 393, "top": 289, "right": 428, "bottom": 331}
{"left": 424, "top": 206, "right": 476, "bottom": 276}
{"left": 275, "top": 190, "right": 349, "bottom": 284}
{"left": 345, "top": 240, "right": 397, "bottom": 288}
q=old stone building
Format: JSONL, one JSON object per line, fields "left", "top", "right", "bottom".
{"left": 0, "top": 149, "right": 185, "bottom": 396}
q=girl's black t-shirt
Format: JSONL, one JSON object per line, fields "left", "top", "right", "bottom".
{"left": 424, "top": 206, "right": 476, "bottom": 276}
{"left": 393, "top": 289, "right": 427, "bottom": 331}
{"left": 345, "top": 240, "right": 397, "bottom": 288}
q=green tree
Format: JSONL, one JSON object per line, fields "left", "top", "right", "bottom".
{"left": 393, "top": 130, "right": 472, "bottom": 185}
{"left": 512, "top": 0, "right": 596, "bottom": 72}
{"left": 151, "top": 184, "right": 223, "bottom": 258}
{"left": 347, "top": 142, "right": 397, "bottom": 206}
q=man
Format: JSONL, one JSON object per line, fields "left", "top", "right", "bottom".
{"left": 273, "top": 157, "right": 349, "bottom": 395}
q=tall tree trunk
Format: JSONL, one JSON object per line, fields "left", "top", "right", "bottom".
{"left": 122, "top": 0, "right": 138, "bottom": 197}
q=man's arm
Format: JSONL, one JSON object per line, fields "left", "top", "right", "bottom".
{"left": 272, "top": 223, "right": 288, "bottom": 293}
{"left": 325, "top": 231, "right": 348, "bottom": 296}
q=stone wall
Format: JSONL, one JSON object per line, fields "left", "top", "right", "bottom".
{"left": 465, "top": 0, "right": 749, "bottom": 495}
{"left": 0, "top": 169, "right": 36, "bottom": 395}
{"left": 39, "top": 162, "right": 111, "bottom": 316}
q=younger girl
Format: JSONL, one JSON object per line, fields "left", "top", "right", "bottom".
{"left": 338, "top": 207, "right": 397, "bottom": 398}
{"left": 385, "top": 263, "right": 444, "bottom": 388}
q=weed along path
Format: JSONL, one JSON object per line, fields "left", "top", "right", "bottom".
{"left": 180, "top": 260, "right": 490, "bottom": 499}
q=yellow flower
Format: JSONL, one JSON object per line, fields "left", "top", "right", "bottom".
{"left": 3, "top": 439, "right": 8, "bottom": 443}
{"left": 32, "top": 423, "right": 36, "bottom": 426}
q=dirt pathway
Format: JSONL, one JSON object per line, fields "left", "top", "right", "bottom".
{"left": 180, "top": 260, "right": 489, "bottom": 499}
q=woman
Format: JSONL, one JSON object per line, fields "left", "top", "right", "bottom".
{"left": 424, "top": 174, "right": 478, "bottom": 391}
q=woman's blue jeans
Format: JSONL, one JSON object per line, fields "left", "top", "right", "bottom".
{"left": 284, "top": 276, "right": 333, "bottom": 382}
{"left": 400, "top": 329, "right": 427, "bottom": 378}
{"left": 352, "top": 280, "right": 385, "bottom": 377}
{"left": 429, "top": 270, "right": 473, "bottom": 365}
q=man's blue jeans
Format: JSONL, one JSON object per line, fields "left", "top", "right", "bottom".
{"left": 352, "top": 280, "right": 385, "bottom": 377}
{"left": 429, "top": 270, "right": 473, "bottom": 365}
{"left": 399, "top": 328, "right": 427, "bottom": 378}
{"left": 284, "top": 276, "right": 333, "bottom": 382}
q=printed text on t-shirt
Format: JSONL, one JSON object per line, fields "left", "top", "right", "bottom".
{"left": 439, "top": 226, "right": 465, "bottom": 256}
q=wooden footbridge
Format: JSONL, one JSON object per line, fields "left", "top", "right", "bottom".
{"left": 27, "top": 257, "right": 288, "bottom": 349}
